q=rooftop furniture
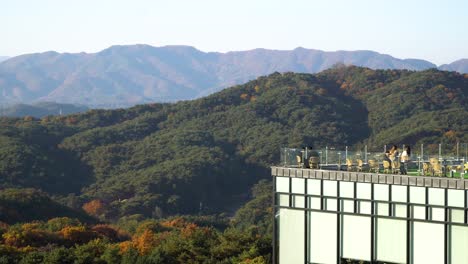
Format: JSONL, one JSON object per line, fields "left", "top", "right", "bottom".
{"left": 423, "top": 162, "right": 431, "bottom": 176}
{"left": 356, "top": 159, "right": 364, "bottom": 172}
{"left": 346, "top": 159, "right": 354, "bottom": 171}
{"left": 296, "top": 155, "right": 302, "bottom": 168}
{"left": 392, "top": 160, "right": 400, "bottom": 174}
{"left": 383, "top": 160, "right": 391, "bottom": 174}
{"left": 368, "top": 159, "right": 379, "bottom": 173}
{"left": 432, "top": 162, "right": 443, "bottom": 177}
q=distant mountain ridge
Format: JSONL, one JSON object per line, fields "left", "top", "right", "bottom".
{"left": 1, "top": 102, "right": 88, "bottom": 118}
{"left": 439, "top": 59, "right": 468, "bottom": 73}
{"left": 0, "top": 56, "right": 9, "bottom": 62}
{"left": 0, "top": 45, "right": 465, "bottom": 108}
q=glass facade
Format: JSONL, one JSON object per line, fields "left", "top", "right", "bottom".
{"left": 273, "top": 167, "right": 468, "bottom": 264}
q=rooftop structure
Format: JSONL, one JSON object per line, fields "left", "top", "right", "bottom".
{"left": 272, "top": 166, "right": 468, "bottom": 264}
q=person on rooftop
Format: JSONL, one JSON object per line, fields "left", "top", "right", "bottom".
{"left": 389, "top": 145, "right": 399, "bottom": 161}
{"left": 384, "top": 150, "right": 392, "bottom": 164}
{"left": 400, "top": 145, "right": 411, "bottom": 175}
{"left": 382, "top": 150, "right": 393, "bottom": 172}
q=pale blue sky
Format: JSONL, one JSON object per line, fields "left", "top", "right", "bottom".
{"left": 2, "top": 0, "right": 467, "bottom": 65}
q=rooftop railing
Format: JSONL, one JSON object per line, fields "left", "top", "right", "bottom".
{"left": 280, "top": 143, "right": 468, "bottom": 178}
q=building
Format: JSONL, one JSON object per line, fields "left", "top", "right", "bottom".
{"left": 272, "top": 167, "right": 468, "bottom": 263}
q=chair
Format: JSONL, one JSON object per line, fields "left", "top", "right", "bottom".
{"left": 432, "top": 163, "right": 443, "bottom": 177}
{"left": 356, "top": 159, "right": 363, "bottom": 172}
{"left": 423, "top": 163, "right": 431, "bottom": 176}
{"left": 296, "top": 155, "right": 302, "bottom": 168}
{"left": 383, "top": 161, "right": 391, "bottom": 173}
{"left": 309, "top": 156, "right": 320, "bottom": 169}
{"left": 346, "top": 159, "right": 354, "bottom": 171}
{"left": 392, "top": 161, "right": 400, "bottom": 174}
{"left": 368, "top": 159, "right": 379, "bottom": 173}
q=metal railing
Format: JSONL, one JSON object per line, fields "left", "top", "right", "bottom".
{"left": 280, "top": 143, "right": 468, "bottom": 177}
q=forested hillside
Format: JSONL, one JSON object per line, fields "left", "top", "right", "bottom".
{"left": 0, "top": 66, "right": 466, "bottom": 263}
{"left": 0, "top": 182, "right": 272, "bottom": 264}
{"left": 0, "top": 66, "right": 466, "bottom": 219}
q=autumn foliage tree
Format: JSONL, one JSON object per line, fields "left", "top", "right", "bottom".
{"left": 82, "top": 199, "right": 106, "bottom": 218}
{"left": 60, "top": 226, "right": 98, "bottom": 244}
{"left": 132, "top": 229, "right": 157, "bottom": 255}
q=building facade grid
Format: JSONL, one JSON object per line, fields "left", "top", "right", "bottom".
{"left": 272, "top": 168, "right": 468, "bottom": 264}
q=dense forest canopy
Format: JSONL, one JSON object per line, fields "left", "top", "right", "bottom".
{"left": 1, "top": 66, "right": 467, "bottom": 218}
{"left": 0, "top": 66, "right": 466, "bottom": 263}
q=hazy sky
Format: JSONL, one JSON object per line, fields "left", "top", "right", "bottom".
{"left": 2, "top": 0, "right": 467, "bottom": 65}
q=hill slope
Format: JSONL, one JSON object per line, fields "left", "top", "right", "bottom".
{"left": 0, "top": 45, "right": 437, "bottom": 107}
{"left": 0, "top": 188, "right": 94, "bottom": 224}
{"left": 0, "top": 67, "right": 466, "bottom": 221}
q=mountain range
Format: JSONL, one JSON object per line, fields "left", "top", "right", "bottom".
{"left": 0, "top": 45, "right": 467, "bottom": 108}
{"left": 0, "top": 56, "right": 8, "bottom": 63}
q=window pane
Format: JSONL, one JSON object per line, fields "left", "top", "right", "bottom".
{"left": 278, "top": 194, "right": 289, "bottom": 206}
{"left": 293, "top": 195, "right": 305, "bottom": 208}
{"left": 410, "top": 187, "right": 426, "bottom": 204}
{"left": 429, "top": 188, "right": 445, "bottom": 206}
{"left": 448, "top": 190, "right": 464, "bottom": 207}
{"left": 309, "top": 212, "right": 337, "bottom": 264}
{"left": 374, "top": 184, "right": 389, "bottom": 201}
{"left": 278, "top": 209, "right": 305, "bottom": 264}
{"left": 307, "top": 179, "right": 321, "bottom": 195}
{"left": 431, "top": 207, "right": 445, "bottom": 221}
{"left": 309, "top": 197, "right": 321, "bottom": 209}
{"left": 394, "top": 204, "right": 407, "bottom": 218}
{"left": 340, "top": 181, "right": 354, "bottom": 198}
{"left": 276, "top": 177, "right": 289, "bottom": 193}
{"left": 291, "top": 178, "right": 305, "bottom": 194}
{"left": 342, "top": 215, "right": 371, "bottom": 261}
{"left": 451, "top": 226, "right": 468, "bottom": 264}
{"left": 357, "top": 183, "right": 371, "bottom": 199}
{"left": 413, "top": 205, "right": 426, "bottom": 220}
{"left": 325, "top": 198, "right": 337, "bottom": 211}
{"left": 376, "top": 218, "right": 406, "bottom": 263}
{"left": 342, "top": 200, "right": 354, "bottom": 213}
{"left": 377, "top": 202, "right": 389, "bottom": 216}
{"left": 323, "top": 180, "right": 337, "bottom": 197}
{"left": 451, "top": 209, "right": 464, "bottom": 223}
{"left": 413, "top": 222, "right": 445, "bottom": 264}
{"left": 359, "top": 201, "right": 371, "bottom": 215}
{"left": 392, "top": 185, "right": 407, "bottom": 202}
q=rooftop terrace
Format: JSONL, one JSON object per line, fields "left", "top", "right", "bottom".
{"left": 280, "top": 146, "right": 468, "bottom": 178}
